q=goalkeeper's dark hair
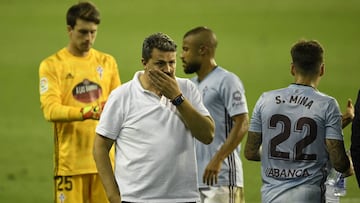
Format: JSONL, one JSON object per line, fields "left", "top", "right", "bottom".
{"left": 291, "top": 39, "right": 324, "bottom": 75}
{"left": 66, "top": 1, "right": 100, "bottom": 28}
{"left": 142, "top": 33, "right": 177, "bottom": 63}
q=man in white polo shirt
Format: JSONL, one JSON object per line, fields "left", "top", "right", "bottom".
{"left": 93, "top": 32, "right": 215, "bottom": 203}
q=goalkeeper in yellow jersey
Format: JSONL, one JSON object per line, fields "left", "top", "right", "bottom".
{"left": 38, "top": 2, "right": 121, "bottom": 203}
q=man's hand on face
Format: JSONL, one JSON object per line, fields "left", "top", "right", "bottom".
{"left": 148, "top": 69, "right": 181, "bottom": 100}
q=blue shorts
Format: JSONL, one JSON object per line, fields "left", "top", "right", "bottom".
{"left": 263, "top": 184, "right": 323, "bottom": 203}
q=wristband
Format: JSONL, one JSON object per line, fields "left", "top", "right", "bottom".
{"left": 171, "top": 94, "right": 185, "bottom": 106}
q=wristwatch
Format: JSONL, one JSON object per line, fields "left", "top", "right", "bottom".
{"left": 171, "top": 94, "right": 185, "bottom": 106}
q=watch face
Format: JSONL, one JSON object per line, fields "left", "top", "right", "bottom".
{"left": 172, "top": 94, "right": 184, "bottom": 106}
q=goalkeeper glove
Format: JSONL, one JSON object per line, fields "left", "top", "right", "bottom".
{"left": 81, "top": 102, "right": 105, "bottom": 120}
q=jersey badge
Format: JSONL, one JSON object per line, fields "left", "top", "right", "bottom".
{"left": 39, "top": 77, "right": 48, "bottom": 94}
{"left": 233, "top": 91, "right": 242, "bottom": 101}
{"left": 96, "top": 66, "right": 103, "bottom": 79}
{"left": 232, "top": 90, "right": 243, "bottom": 107}
{"left": 202, "top": 86, "right": 208, "bottom": 98}
{"left": 58, "top": 192, "right": 66, "bottom": 203}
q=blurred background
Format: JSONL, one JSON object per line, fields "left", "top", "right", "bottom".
{"left": 0, "top": 0, "right": 359, "bottom": 202}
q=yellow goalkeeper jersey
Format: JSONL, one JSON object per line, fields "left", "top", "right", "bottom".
{"left": 39, "top": 48, "right": 121, "bottom": 176}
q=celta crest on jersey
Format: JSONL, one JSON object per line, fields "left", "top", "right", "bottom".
{"left": 58, "top": 192, "right": 66, "bottom": 203}
{"left": 96, "top": 66, "right": 103, "bottom": 79}
{"left": 202, "top": 86, "right": 208, "bottom": 98}
{"left": 72, "top": 79, "right": 102, "bottom": 103}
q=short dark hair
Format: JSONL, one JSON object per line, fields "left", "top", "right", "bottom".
{"left": 142, "top": 33, "right": 177, "bottom": 62}
{"left": 291, "top": 39, "right": 324, "bottom": 75}
{"left": 66, "top": 1, "right": 100, "bottom": 28}
{"left": 183, "top": 26, "right": 217, "bottom": 49}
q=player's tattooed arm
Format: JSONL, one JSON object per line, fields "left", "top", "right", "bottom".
{"left": 326, "top": 139, "right": 353, "bottom": 177}
{"left": 245, "top": 131, "right": 262, "bottom": 161}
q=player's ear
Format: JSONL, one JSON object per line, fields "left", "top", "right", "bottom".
{"left": 319, "top": 63, "right": 325, "bottom": 76}
{"left": 67, "top": 25, "right": 73, "bottom": 34}
{"left": 199, "top": 45, "right": 207, "bottom": 56}
{"left": 290, "top": 63, "right": 296, "bottom": 76}
{"left": 141, "top": 58, "right": 147, "bottom": 66}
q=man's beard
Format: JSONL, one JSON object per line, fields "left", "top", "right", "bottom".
{"left": 184, "top": 62, "right": 201, "bottom": 74}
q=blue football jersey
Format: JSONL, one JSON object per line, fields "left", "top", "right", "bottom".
{"left": 191, "top": 66, "right": 248, "bottom": 188}
{"left": 249, "top": 84, "right": 343, "bottom": 202}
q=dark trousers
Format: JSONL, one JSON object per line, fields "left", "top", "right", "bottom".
{"left": 351, "top": 89, "right": 360, "bottom": 187}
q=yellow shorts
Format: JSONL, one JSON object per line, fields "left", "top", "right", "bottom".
{"left": 54, "top": 174, "right": 108, "bottom": 203}
{"left": 199, "top": 186, "right": 245, "bottom": 203}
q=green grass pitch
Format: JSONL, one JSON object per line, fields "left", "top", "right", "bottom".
{"left": 0, "top": 0, "right": 359, "bottom": 202}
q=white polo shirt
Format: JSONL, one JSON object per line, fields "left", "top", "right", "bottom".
{"left": 96, "top": 71, "right": 210, "bottom": 203}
